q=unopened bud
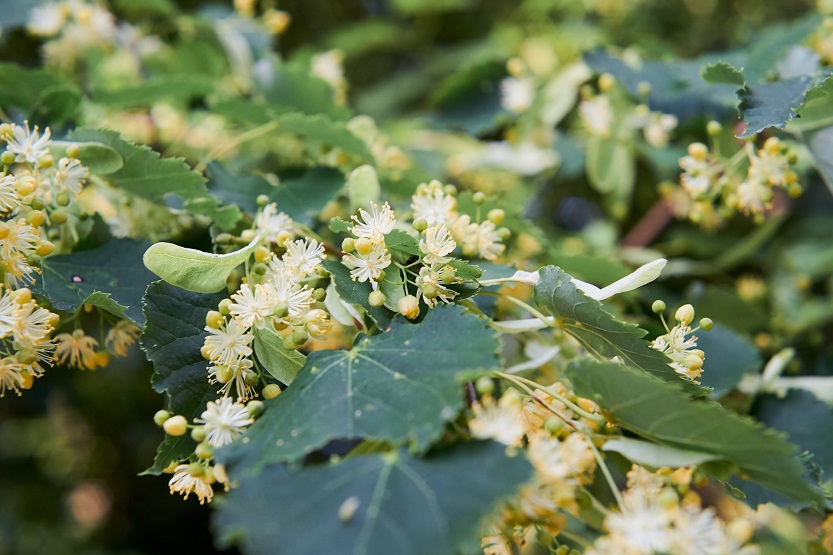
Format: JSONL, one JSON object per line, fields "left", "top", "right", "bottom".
{"left": 354, "top": 237, "right": 374, "bottom": 255}
{"left": 195, "top": 442, "right": 214, "bottom": 460}
{"left": 292, "top": 328, "right": 309, "bottom": 346}
{"left": 50, "top": 209, "right": 67, "bottom": 224}
{"left": 15, "top": 176, "right": 37, "bottom": 196}
{"left": 26, "top": 210, "right": 46, "bottom": 227}
{"left": 699, "top": 317, "right": 713, "bottom": 331}
{"left": 218, "top": 298, "right": 233, "bottom": 315}
{"left": 687, "top": 142, "right": 708, "bottom": 161}
{"left": 256, "top": 194, "right": 270, "bottom": 207}
{"left": 598, "top": 72, "right": 615, "bottom": 92}
{"left": 398, "top": 295, "right": 420, "bottom": 319}
{"left": 368, "top": 290, "right": 386, "bottom": 307}
{"left": 153, "top": 410, "right": 171, "bottom": 426}
{"left": 706, "top": 121, "right": 722, "bottom": 136}
{"left": 313, "top": 288, "right": 326, "bottom": 302}
{"left": 651, "top": 300, "right": 666, "bottom": 314}
{"left": 214, "top": 365, "right": 234, "bottom": 384}
{"left": 487, "top": 209, "right": 505, "bottom": 225}
{"left": 206, "top": 310, "right": 224, "bottom": 329}
{"left": 0, "top": 151, "right": 15, "bottom": 166}
{"left": 263, "top": 383, "right": 282, "bottom": 399}
{"left": 247, "top": 400, "right": 264, "bottom": 418}
{"left": 472, "top": 191, "right": 487, "bottom": 205}
{"left": 341, "top": 237, "right": 355, "bottom": 252}
{"left": 675, "top": 304, "right": 695, "bottom": 324}
{"left": 474, "top": 376, "right": 494, "bottom": 396}
{"left": 544, "top": 417, "right": 563, "bottom": 435}
{"left": 66, "top": 144, "right": 80, "bottom": 158}
{"left": 201, "top": 343, "right": 214, "bottom": 360}
{"left": 412, "top": 217, "right": 428, "bottom": 232}
{"left": 254, "top": 245, "right": 271, "bottom": 263}
{"left": 163, "top": 415, "right": 188, "bottom": 436}
{"left": 36, "top": 240, "right": 55, "bottom": 257}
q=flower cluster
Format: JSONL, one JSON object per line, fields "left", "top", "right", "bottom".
{"left": 650, "top": 302, "right": 712, "bottom": 382}
{"left": 587, "top": 466, "right": 759, "bottom": 555}
{"left": 0, "top": 287, "right": 59, "bottom": 396}
{"left": 667, "top": 135, "right": 801, "bottom": 227}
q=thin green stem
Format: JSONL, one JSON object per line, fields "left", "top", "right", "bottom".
{"left": 587, "top": 438, "right": 625, "bottom": 511}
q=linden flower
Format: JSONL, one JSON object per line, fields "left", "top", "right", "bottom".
{"left": 0, "top": 289, "right": 19, "bottom": 338}
{"left": 105, "top": 320, "right": 141, "bottom": 357}
{"left": 652, "top": 324, "right": 704, "bottom": 381}
{"left": 350, "top": 201, "right": 395, "bottom": 241}
{"left": 55, "top": 329, "right": 99, "bottom": 370}
{"left": 579, "top": 96, "right": 613, "bottom": 138}
{"left": 500, "top": 77, "right": 535, "bottom": 113}
{"left": 168, "top": 465, "right": 214, "bottom": 504}
{"left": 528, "top": 432, "right": 596, "bottom": 486}
{"left": 342, "top": 241, "right": 391, "bottom": 285}
{"left": 735, "top": 178, "right": 771, "bottom": 215}
{"left": 264, "top": 273, "right": 314, "bottom": 322}
{"left": 468, "top": 396, "right": 526, "bottom": 446}
{"left": 13, "top": 301, "right": 56, "bottom": 345}
{"left": 626, "top": 465, "right": 664, "bottom": 495}
{"left": 415, "top": 265, "right": 456, "bottom": 308}
{"left": 283, "top": 238, "right": 325, "bottom": 277}
{"left": 0, "top": 174, "right": 20, "bottom": 213}
{"left": 670, "top": 506, "right": 728, "bottom": 555}
{"left": 4, "top": 122, "right": 52, "bottom": 164}
{"left": 474, "top": 220, "right": 505, "bottom": 261}
{"left": 203, "top": 319, "right": 253, "bottom": 365}
{"left": 53, "top": 157, "right": 89, "bottom": 195}
{"left": 256, "top": 203, "right": 295, "bottom": 242}
{"left": 229, "top": 284, "right": 274, "bottom": 330}
{"left": 419, "top": 225, "right": 456, "bottom": 265}
{"left": 679, "top": 156, "right": 720, "bottom": 198}
{"left": 411, "top": 180, "right": 456, "bottom": 226}
{"left": 27, "top": 2, "right": 67, "bottom": 37}
{"left": 604, "top": 489, "right": 675, "bottom": 555}
{"left": 195, "top": 397, "right": 253, "bottom": 448}
{"left": 0, "top": 356, "right": 29, "bottom": 397}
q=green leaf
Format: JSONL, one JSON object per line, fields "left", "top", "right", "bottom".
{"left": 602, "top": 437, "right": 721, "bottom": 468}
{"left": 586, "top": 134, "right": 635, "bottom": 196}
{"left": 533, "top": 266, "right": 707, "bottom": 395}
{"left": 112, "top": 0, "right": 177, "bottom": 17}
{"left": 737, "top": 77, "right": 813, "bottom": 138}
{"left": 214, "top": 442, "right": 531, "bottom": 555}
{"left": 141, "top": 434, "right": 195, "bottom": 476}
{"left": 448, "top": 259, "right": 483, "bottom": 281}
{"left": 384, "top": 229, "right": 420, "bottom": 257}
{"left": 700, "top": 61, "right": 745, "bottom": 86}
{"left": 141, "top": 281, "right": 226, "bottom": 426}
{"left": 92, "top": 76, "right": 214, "bottom": 109}
{"left": 329, "top": 217, "right": 352, "bottom": 233}
{"left": 260, "top": 61, "right": 351, "bottom": 121}
{"left": 755, "top": 390, "right": 833, "bottom": 477}
{"left": 66, "top": 129, "right": 211, "bottom": 205}
{"left": 218, "top": 305, "right": 500, "bottom": 474}
{"left": 567, "top": 358, "right": 823, "bottom": 504}
{"left": 253, "top": 326, "right": 306, "bottom": 385}
{"left": 28, "top": 83, "right": 82, "bottom": 125}
{"left": 37, "top": 239, "right": 156, "bottom": 325}
{"left": 322, "top": 259, "right": 393, "bottom": 330}
{"left": 696, "top": 324, "right": 761, "bottom": 397}
{"left": 272, "top": 168, "right": 345, "bottom": 226}
{"left": 143, "top": 237, "right": 260, "bottom": 294}
{"left": 49, "top": 141, "right": 124, "bottom": 175}
{"left": 347, "top": 165, "right": 381, "bottom": 213}
{"left": 0, "top": 63, "right": 81, "bottom": 125}
{"left": 276, "top": 112, "right": 374, "bottom": 162}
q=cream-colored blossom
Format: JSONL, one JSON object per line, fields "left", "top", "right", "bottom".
{"left": 419, "top": 225, "right": 456, "bottom": 265}
{"left": 342, "top": 242, "right": 391, "bottom": 285}
{"left": 105, "top": 320, "right": 141, "bottom": 357}
{"left": 229, "top": 284, "right": 274, "bottom": 330}
{"left": 350, "top": 201, "right": 395, "bottom": 241}
{"left": 168, "top": 465, "right": 214, "bottom": 504}
{"left": 411, "top": 180, "right": 456, "bottom": 226}
{"left": 4, "top": 122, "right": 51, "bottom": 164}
{"left": 195, "top": 397, "right": 253, "bottom": 448}
{"left": 55, "top": 329, "right": 99, "bottom": 370}
{"left": 203, "top": 319, "right": 253, "bottom": 365}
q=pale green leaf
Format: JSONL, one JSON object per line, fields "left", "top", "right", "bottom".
{"left": 348, "top": 165, "right": 381, "bottom": 213}
{"left": 142, "top": 236, "right": 260, "bottom": 294}
{"left": 214, "top": 442, "right": 531, "bottom": 555}
{"left": 253, "top": 326, "right": 306, "bottom": 385}
{"left": 49, "top": 140, "right": 124, "bottom": 175}
{"left": 602, "top": 437, "right": 721, "bottom": 468}
{"left": 700, "top": 61, "right": 745, "bottom": 86}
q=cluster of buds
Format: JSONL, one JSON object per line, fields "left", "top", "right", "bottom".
{"left": 668, "top": 128, "right": 801, "bottom": 226}
{"left": 650, "top": 301, "right": 712, "bottom": 382}
{"left": 154, "top": 397, "right": 265, "bottom": 504}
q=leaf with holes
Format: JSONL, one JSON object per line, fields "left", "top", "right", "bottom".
{"left": 37, "top": 239, "right": 156, "bottom": 325}
{"left": 214, "top": 442, "right": 531, "bottom": 555}
{"left": 217, "top": 305, "right": 499, "bottom": 475}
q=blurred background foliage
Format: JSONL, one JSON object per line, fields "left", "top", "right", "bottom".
{"left": 1, "top": 0, "right": 832, "bottom": 553}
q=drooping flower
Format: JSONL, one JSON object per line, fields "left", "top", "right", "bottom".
{"left": 195, "top": 397, "right": 253, "bottom": 448}
{"left": 604, "top": 489, "right": 675, "bottom": 555}
{"left": 105, "top": 320, "right": 141, "bottom": 357}
{"left": 168, "top": 464, "right": 214, "bottom": 504}
{"left": 0, "top": 356, "right": 29, "bottom": 397}
{"left": 55, "top": 329, "right": 99, "bottom": 370}
{"left": 0, "top": 174, "right": 20, "bottom": 213}
{"left": 469, "top": 396, "right": 526, "bottom": 446}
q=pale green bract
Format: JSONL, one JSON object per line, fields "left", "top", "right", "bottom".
{"left": 142, "top": 234, "right": 262, "bottom": 293}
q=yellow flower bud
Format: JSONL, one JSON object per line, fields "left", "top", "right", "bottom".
{"left": 206, "top": 310, "right": 224, "bottom": 329}
{"left": 15, "top": 176, "right": 37, "bottom": 196}
{"left": 487, "top": 209, "right": 505, "bottom": 225}
{"left": 687, "top": 142, "right": 708, "bottom": 161}
{"left": 398, "top": 295, "right": 420, "bottom": 319}
{"left": 254, "top": 245, "right": 271, "bottom": 263}
{"left": 263, "top": 383, "right": 282, "bottom": 399}
{"left": 163, "top": 415, "right": 188, "bottom": 436}
{"left": 36, "top": 240, "right": 55, "bottom": 256}
{"left": 674, "top": 304, "right": 695, "bottom": 324}
{"left": 94, "top": 351, "right": 111, "bottom": 368}
{"left": 354, "top": 237, "right": 374, "bottom": 255}
{"left": 153, "top": 410, "right": 171, "bottom": 426}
